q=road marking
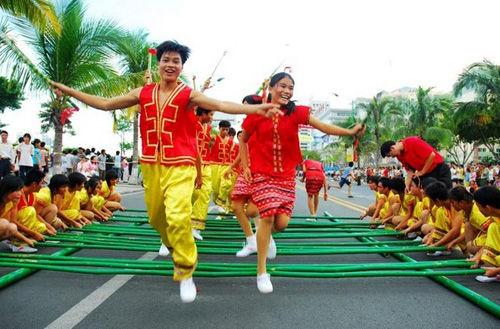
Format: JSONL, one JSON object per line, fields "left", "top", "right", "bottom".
{"left": 44, "top": 252, "right": 157, "bottom": 329}
{"left": 296, "top": 185, "right": 367, "bottom": 213}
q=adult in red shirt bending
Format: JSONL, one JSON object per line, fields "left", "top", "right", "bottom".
{"left": 380, "top": 136, "right": 451, "bottom": 191}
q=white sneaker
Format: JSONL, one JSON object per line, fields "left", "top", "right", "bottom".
{"left": 236, "top": 236, "right": 257, "bottom": 257}
{"left": 426, "top": 250, "right": 451, "bottom": 257}
{"left": 10, "top": 244, "right": 38, "bottom": 253}
{"left": 306, "top": 217, "right": 317, "bottom": 222}
{"left": 158, "top": 244, "right": 170, "bottom": 257}
{"left": 475, "top": 275, "right": 500, "bottom": 283}
{"left": 179, "top": 277, "right": 197, "bottom": 303}
{"left": 267, "top": 237, "right": 277, "bottom": 259}
{"left": 257, "top": 273, "right": 273, "bottom": 294}
{"left": 407, "top": 232, "right": 417, "bottom": 239}
{"left": 192, "top": 229, "right": 203, "bottom": 241}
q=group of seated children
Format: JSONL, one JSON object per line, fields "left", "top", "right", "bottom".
{"left": 361, "top": 175, "right": 499, "bottom": 282}
{"left": 0, "top": 169, "right": 123, "bottom": 253}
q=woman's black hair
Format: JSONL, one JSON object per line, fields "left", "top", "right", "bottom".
{"left": 24, "top": 169, "right": 45, "bottom": 186}
{"left": 105, "top": 170, "right": 118, "bottom": 186}
{"left": 269, "top": 72, "right": 296, "bottom": 115}
{"left": 48, "top": 174, "right": 69, "bottom": 201}
{"left": 156, "top": 40, "right": 190, "bottom": 64}
{"left": 68, "top": 172, "right": 87, "bottom": 189}
{"left": 241, "top": 95, "right": 263, "bottom": 105}
{"left": 0, "top": 175, "right": 23, "bottom": 206}
{"left": 85, "top": 176, "right": 100, "bottom": 194}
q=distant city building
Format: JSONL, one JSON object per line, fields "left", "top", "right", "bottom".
{"left": 308, "top": 100, "right": 353, "bottom": 150}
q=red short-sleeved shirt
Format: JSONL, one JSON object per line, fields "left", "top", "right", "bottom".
{"left": 397, "top": 136, "right": 444, "bottom": 172}
{"left": 303, "top": 159, "right": 325, "bottom": 180}
{"left": 242, "top": 105, "right": 310, "bottom": 178}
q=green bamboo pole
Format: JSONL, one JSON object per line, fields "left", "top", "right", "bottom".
{"left": 71, "top": 225, "right": 401, "bottom": 239}
{"left": 0, "top": 247, "right": 78, "bottom": 289}
{"left": 323, "top": 212, "right": 500, "bottom": 319}
{"left": 35, "top": 239, "right": 445, "bottom": 255}
{"left": 48, "top": 233, "right": 421, "bottom": 248}
{"left": 0, "top": 222, "right": 145, "bottom": 289}
{"left": 0, "top": 261, "right": 484, "bottom": 278}
{"left": 0, "top": 254, "right": 473, "bottom": 273}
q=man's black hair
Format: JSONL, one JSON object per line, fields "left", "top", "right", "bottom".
{"left": 379, "top": 177, "right": 391, "bottom": 188}
{"left": 474, "top": 186, "right": 500, "bottom": 208}
{"left": 156, "top": 40, "right": 190, "bottom": 64}
{"left": 449, "top": 186, "right": 473, "bottom": 203}
{"left": 380, "top": 141, "right": 396, "bottom": 158}
{"left": 219, "top": 120, "right": 231, "bottom": 128}
{"left": 196, "top": 107, "right": 211, "bottom": 116}
{"left": 424, "top": 181, "right": 449, "bottom": 202}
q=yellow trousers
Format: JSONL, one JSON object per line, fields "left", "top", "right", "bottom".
{"left": 218, "top": 171, "right": 237, "bottom": 211}
{"left": 142, "top": 163, "right": 197, "bottom": 281}
{"left": 17, "top": 206, "right": 46, "bottom": 234}
{"left": 191, "top": 165, "right": 212, "bottom": 230}
{"left": 211, "top": 164, "right": 229, "bottom": 206}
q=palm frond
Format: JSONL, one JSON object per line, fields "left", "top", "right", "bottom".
{"left": 0, "top": 0, "right": 61, "bottom": 34}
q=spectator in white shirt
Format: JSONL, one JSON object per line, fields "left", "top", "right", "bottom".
{"left": 17, "top": 133, "right": 34, "bottom": 179}
{"left": 98, "top": 149, "right": 107, "bottom": 179}
{"left": 0, "top": 130, "right": 15, "bottom": 178}
{"left": 114, "top": 151, "right": 122, "bottom": 180}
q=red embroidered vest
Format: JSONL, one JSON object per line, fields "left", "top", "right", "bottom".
{"left": 196, "top": 121, "right": 212, "bottom": 164}
{"left": 139, "top": 83, "right": 197, "bottom": 166}
{"left": 209, "top": 135, "right": 233, "bottom": 165}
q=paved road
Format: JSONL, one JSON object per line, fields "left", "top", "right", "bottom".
{"left": 1, "top": 182, "right": 499, "bottom": 329}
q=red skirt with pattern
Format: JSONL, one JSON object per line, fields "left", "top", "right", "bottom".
{"left": 305, "top": 178, "right": 324, "bottom": 195}
{"left": 251, "top": 173, "right": 296, "bottom": 218}
{"left": 231, "top": 174, "right": 252, "bottom": 201}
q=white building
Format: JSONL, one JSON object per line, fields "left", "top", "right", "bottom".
{"left": 309, "top": 100, "right": 353, "bottom": 150}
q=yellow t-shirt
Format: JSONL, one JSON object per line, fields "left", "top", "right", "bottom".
{"left": 400, "top": 194, "right": 416, "bottom": 217}
{"left": 78, "top": 188, "right": 90, "bottom": 205}
{"left": 379, "top": 193, "right": 389, "bottom": 218}
{"left": 481, "top": 217, "right": 500, "bottom": 266}
{"left": 432, "top": 206, "right": 450, "bottom": 239}
{"left": 62, "top": 190, "right": 81, "bottom": 211}
{"left": 468, "top": 202, "right": 489, "bottom": 232}
{"left": 35, "top": 187, "right": 52, "bottom": 207}
{"left": 0, "top": 201, "right": 13, "bottom": 218}
{"left": 100, "top": 181, "right": 113, "bottom": 199}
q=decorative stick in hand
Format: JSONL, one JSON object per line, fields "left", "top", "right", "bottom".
{"left": 147, "top": 48, "right": 157, "bottom": 84}
{"left": 201, "top": 50, "right": 227, "bottom": 92}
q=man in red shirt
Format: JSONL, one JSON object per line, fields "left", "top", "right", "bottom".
{"left": 380, "top": 136, "right": 451, "bottom": 191}
{"left": 301, "top": 159, "right": 328, "bottom": 220}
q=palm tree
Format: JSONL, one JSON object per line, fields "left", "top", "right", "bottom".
{"left": 453, "top": 60, "right": 500, "bottom": 161}
{"left": 356, "top": 96, "right": 394, "bottom": 166}
{"left": 0, "top": 0, "right": 123, "bottom": 167}
{"left": 113, "top": 30, "right": 157, "bottom": 173}
{"left": 0, "top": 0, "right": 60, "bottom": 33}
{"left": 411, "top": 87, "right": 453, "bottom": 137}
